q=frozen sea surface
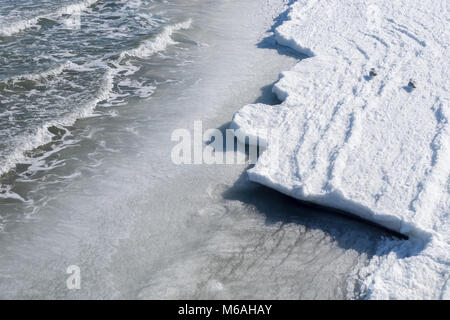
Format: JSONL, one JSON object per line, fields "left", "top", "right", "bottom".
{"left": 232, "top": 0, "right": 449, "bottom": 299}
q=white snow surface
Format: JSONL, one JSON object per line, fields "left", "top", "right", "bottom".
{"left": 231, "top": 0, "right": 449, "bottom": 299}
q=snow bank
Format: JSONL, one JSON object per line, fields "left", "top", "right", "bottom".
{"left": 232, "top": 0, "right": 449, "bottom": 299}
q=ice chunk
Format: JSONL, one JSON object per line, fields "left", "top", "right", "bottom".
{"left": 232, "top": 0, "right": 450, "bottom": 299}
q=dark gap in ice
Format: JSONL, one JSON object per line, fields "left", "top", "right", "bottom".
{"left": 256, "top": 3, "right": 309, "bottom": 60}
{"left": 403, "top": 86, "right": 414, "bottom": 93}
{"left": 222, "top": 170, "right": 406, "bottom": 258}
{"left": 205, "top": 121, "right": 264, "bottom": 160}
{"left": 253, "top": 81, "right": 283, "bottom": 105}
{"left": 293, "top": 197, "right": 408, "bottom": 240}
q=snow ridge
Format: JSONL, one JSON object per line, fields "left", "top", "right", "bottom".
{"left": 231, "top": 0, "right": 449, "bottom": 299}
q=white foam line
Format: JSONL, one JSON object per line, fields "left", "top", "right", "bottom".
{"left": 0, "top": 67, "right": 113, "bottom": 177}
{"left": 0, "top": 0, "right": 98, "bottom": 37}
{"left": 3, "top": 61, "right": 83, "bottom": 84}
{"left": 0, "top": 20, "right": 193, "bottom": 176}
{"left": 119, "top": 19, "right": 192, "bottom": 60}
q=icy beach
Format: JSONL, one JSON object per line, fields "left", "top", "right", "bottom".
{"left": 232, "top": 0, "right": 449, "bottom": 298}
{"left": 1, "top": 0, "right": 446, "bottom": 300}
{"left": 1, "top": 0, "right": 393, "bottom": 299}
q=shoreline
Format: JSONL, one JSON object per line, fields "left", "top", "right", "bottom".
{"left": 0, "top": 0, "right": 392, "bottom": 299}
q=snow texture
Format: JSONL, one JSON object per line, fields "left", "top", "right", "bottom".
{"left": 231, "top": 0, "right": 449, "bottom": 299}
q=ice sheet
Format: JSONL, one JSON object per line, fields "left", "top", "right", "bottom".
{"left": 232, "top": 0, "right": 449, "bottom": 299}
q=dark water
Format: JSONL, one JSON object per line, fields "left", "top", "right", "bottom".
{"left": 0, "top": 0, "right": 189, "bottom": 178}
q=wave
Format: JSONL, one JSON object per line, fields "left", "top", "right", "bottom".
{"left": 0, "top": 0, "right": 98, "bottom": 37}
{"left": 120, "top": 19, "right": 192, "bottom": 60}
{"left": 0, "top": 19, "right": 193, "bottom": 176}
{"left": 0, "top": 66, "right": 113, "bottom": 177}
{"left": 2, "top": 61, "right": 82, "bottom": 84}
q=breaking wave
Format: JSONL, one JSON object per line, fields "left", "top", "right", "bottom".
{"left": 0, "top": 19, "right": 193, "bottom": 176}
{"left": 0, "top": 0, "right": 98, "bottom": 37}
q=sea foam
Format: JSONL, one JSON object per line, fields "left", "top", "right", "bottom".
{"left": 0, "top": 19, "right": 193, "bottom": 177}
{"left": 0, "top": 0, "right": 98, "bottom": 36}
{"left": 120, "top": 19, "right": 192, "bottom": 59}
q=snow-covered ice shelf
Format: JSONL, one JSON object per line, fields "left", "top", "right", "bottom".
{"left": 232, "top": 0, "right": 449, "bottom": 299}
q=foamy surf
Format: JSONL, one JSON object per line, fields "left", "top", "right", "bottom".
{"left": 119, "top": 19, "right": 192, "bottom": 59}
{"left": 2, "top": 61, "right": 79, "bottom": 83}
{"left": 0, "top": 0, "right": 98, "bottom": 37}
{"left": 0, "top": 17, "right": 193, "bottom": 177}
